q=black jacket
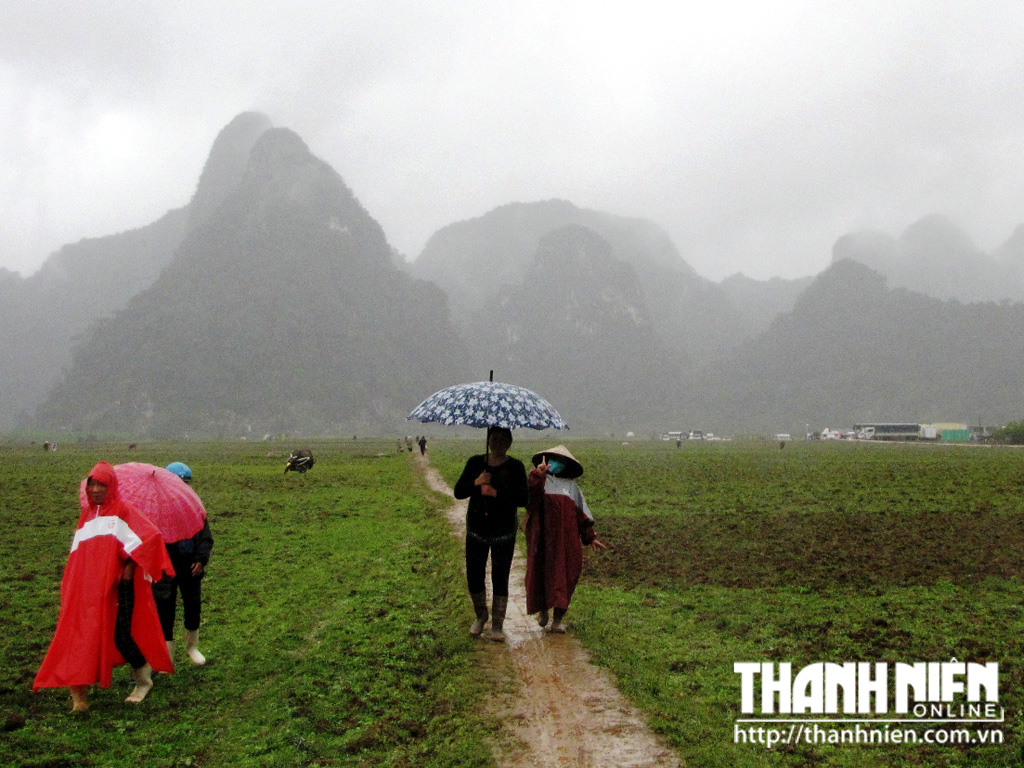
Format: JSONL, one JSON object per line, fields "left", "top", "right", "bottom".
{"left": 454, "top": 454, "right": 528, "bottom": 539}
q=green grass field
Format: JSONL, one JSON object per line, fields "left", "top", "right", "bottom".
{"left": 3, "top": 438, "right": 1024, "bottom": 767}
{"left": 1, "top": 440, "right": 500, "bottom": 768}
{"left": 430, "top": 438, "right": 1024, "bottom": 768}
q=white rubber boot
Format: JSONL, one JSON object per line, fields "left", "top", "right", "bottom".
{"left": 125, "top": 663, "right": 154, "bottom": 704}
{"left": 184, "top": 630, "right": 206, "bottom": 665}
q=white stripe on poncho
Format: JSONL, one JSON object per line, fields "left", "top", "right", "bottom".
{"left": 541, "top": 476, "right": 593, "bottom": 522}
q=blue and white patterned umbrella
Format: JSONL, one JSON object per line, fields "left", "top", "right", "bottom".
{"left": 408, "top": 380, "right": 568, "bottom": 431}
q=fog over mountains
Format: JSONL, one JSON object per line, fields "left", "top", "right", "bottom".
{"left": 3, "top": 113, "right": 1023, "bottom": 438}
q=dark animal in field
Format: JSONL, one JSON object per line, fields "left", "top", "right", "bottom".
{"left": 284, "top": 450, "right": 315, "bottom": 473}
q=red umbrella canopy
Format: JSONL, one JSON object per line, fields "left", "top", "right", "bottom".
{"left": 80, "top": 462, "right": 206, "bottom": 544}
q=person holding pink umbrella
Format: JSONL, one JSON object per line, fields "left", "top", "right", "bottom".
{"left": 156, "top": 462, "right": 214, "bottom": 665}
{"left": 88, "top": 461, "right": 213, "bottom": 667}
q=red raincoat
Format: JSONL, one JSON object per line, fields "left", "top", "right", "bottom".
{"left": 525, "top": 471, "right": 597, "bottom": 615}
{"left": 34, "top": 462, "right": 175, "bottom": 690}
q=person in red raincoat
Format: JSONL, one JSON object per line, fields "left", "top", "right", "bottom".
{"left": 34, "top": 462, "right": 175, "bottom": 711}
{"left": 525, "top": 446, "right": 607, "bottom": 633}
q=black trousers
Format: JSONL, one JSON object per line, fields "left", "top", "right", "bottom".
{"left": 153, "top": 550, "right": 204, "bottom": 640}
{"left": 114, "top": 580, "right": 146, "bottom": 669}
{"left": 465, "top": 533, "right": 515, "bottom": 597}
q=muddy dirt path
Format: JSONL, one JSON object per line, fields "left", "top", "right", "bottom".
{"left": 418, "top": 456, "right": 681, "bottom": 768}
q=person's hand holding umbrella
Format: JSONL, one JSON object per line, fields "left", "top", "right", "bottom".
{"left": 476, "top": 470, "right": 497, "bottom": 497}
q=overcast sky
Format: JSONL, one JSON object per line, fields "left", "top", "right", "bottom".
{"left": 3, "top": 1, "right": 1024, "bottom": 281}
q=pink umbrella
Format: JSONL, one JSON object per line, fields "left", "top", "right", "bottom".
{"left": 80, "top": 462, "right": 206, "bottom": 544}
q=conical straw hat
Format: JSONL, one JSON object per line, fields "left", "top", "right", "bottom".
{"left": 531, "top": 445, "right": 583, "bottom": 478}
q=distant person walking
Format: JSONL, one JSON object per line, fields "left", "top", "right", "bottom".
{"left": 154, "top": 462, "right": 214, "bottom": 666}
{"left": 34, "top": 462, "right": 174, "bottom": 711}
{"left": 453, "top": 427, "right": 528, "bottom": 641}
{"left": 525, "top": 446, "right": 607, "bottom": 633}
{"left": 418, "top": 436, "right": 427, "bottom": 455}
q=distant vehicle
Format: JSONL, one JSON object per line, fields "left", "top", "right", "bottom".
{"left": 853, "top": 423, "right": 923, "bottom": 441}
{"left": 284, "top": 449, "right": 315, "bottom": 473}
{"left": 773, "top": 433, "right": 792, "bottom": 441}
{"left": 820, "top": 428, "right": 842, "bottom": 440}
{"left": 689, "top": 430, "right": 705, "bottom": 440}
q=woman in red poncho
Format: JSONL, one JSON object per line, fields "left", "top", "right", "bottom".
{"left": 525, "top": 446, "right": 607, "bottom": 633}
{"left": 34, "top": 462, "right": 175, "bottom": 711}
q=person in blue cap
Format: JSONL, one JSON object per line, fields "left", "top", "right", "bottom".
{"left": 154, "top": 462, "right": 214, "bottom": 665}
{"left": 165, "top": 461, "right": 191, "bottom": 482}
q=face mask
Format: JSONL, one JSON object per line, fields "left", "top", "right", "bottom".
{"left": 546, "top": 458, "right": 565, "bottom": 476}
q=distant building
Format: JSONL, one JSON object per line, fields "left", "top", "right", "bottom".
{"left": 933, "top": 423, "right": 972, "bottom": 442}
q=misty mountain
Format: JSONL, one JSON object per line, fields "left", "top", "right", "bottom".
{"left": 689, "top": 259, "right": 1024, "bottom": 434}
{"left": 0, "top": 207, "right": 192, "bottom": 428}
{"left": 187, "top": 112, "right": 275, "bottom": 229}
{"left": 9, "top": 112, "right": 1024, "bottom": 439}
{"left": 464, "top": 225, "right": 681, "bottom": 432}
{"left": 410, "top": 199, "right": 801, "bottom": 363}
{"left": 413, "top": 199, "right": 691, "bottom": 320}
{"left": 31, "top": 128, "right": 469, "bottom": 437}
{"left": 832, "top": 215, "right": 1024, "bottom": 303}
{"left": 0, "top": 112, "right": 272, "bottom": 430}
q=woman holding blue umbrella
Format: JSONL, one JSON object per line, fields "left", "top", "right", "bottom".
{"left": 409, "top": 375, "right": 566, "bottom": 640}
{"left": 453, "top": 426, "right": 529, "bottom": 641}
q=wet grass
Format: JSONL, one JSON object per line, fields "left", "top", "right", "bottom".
{"left": 432, "top": 438, "right": 1024, "bottom": 767}
{"left": 8, "top": 437, "right": 1024, "bottom": 767}
{"left": 0, "top": 439, "right": 497, "bottom": 768}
